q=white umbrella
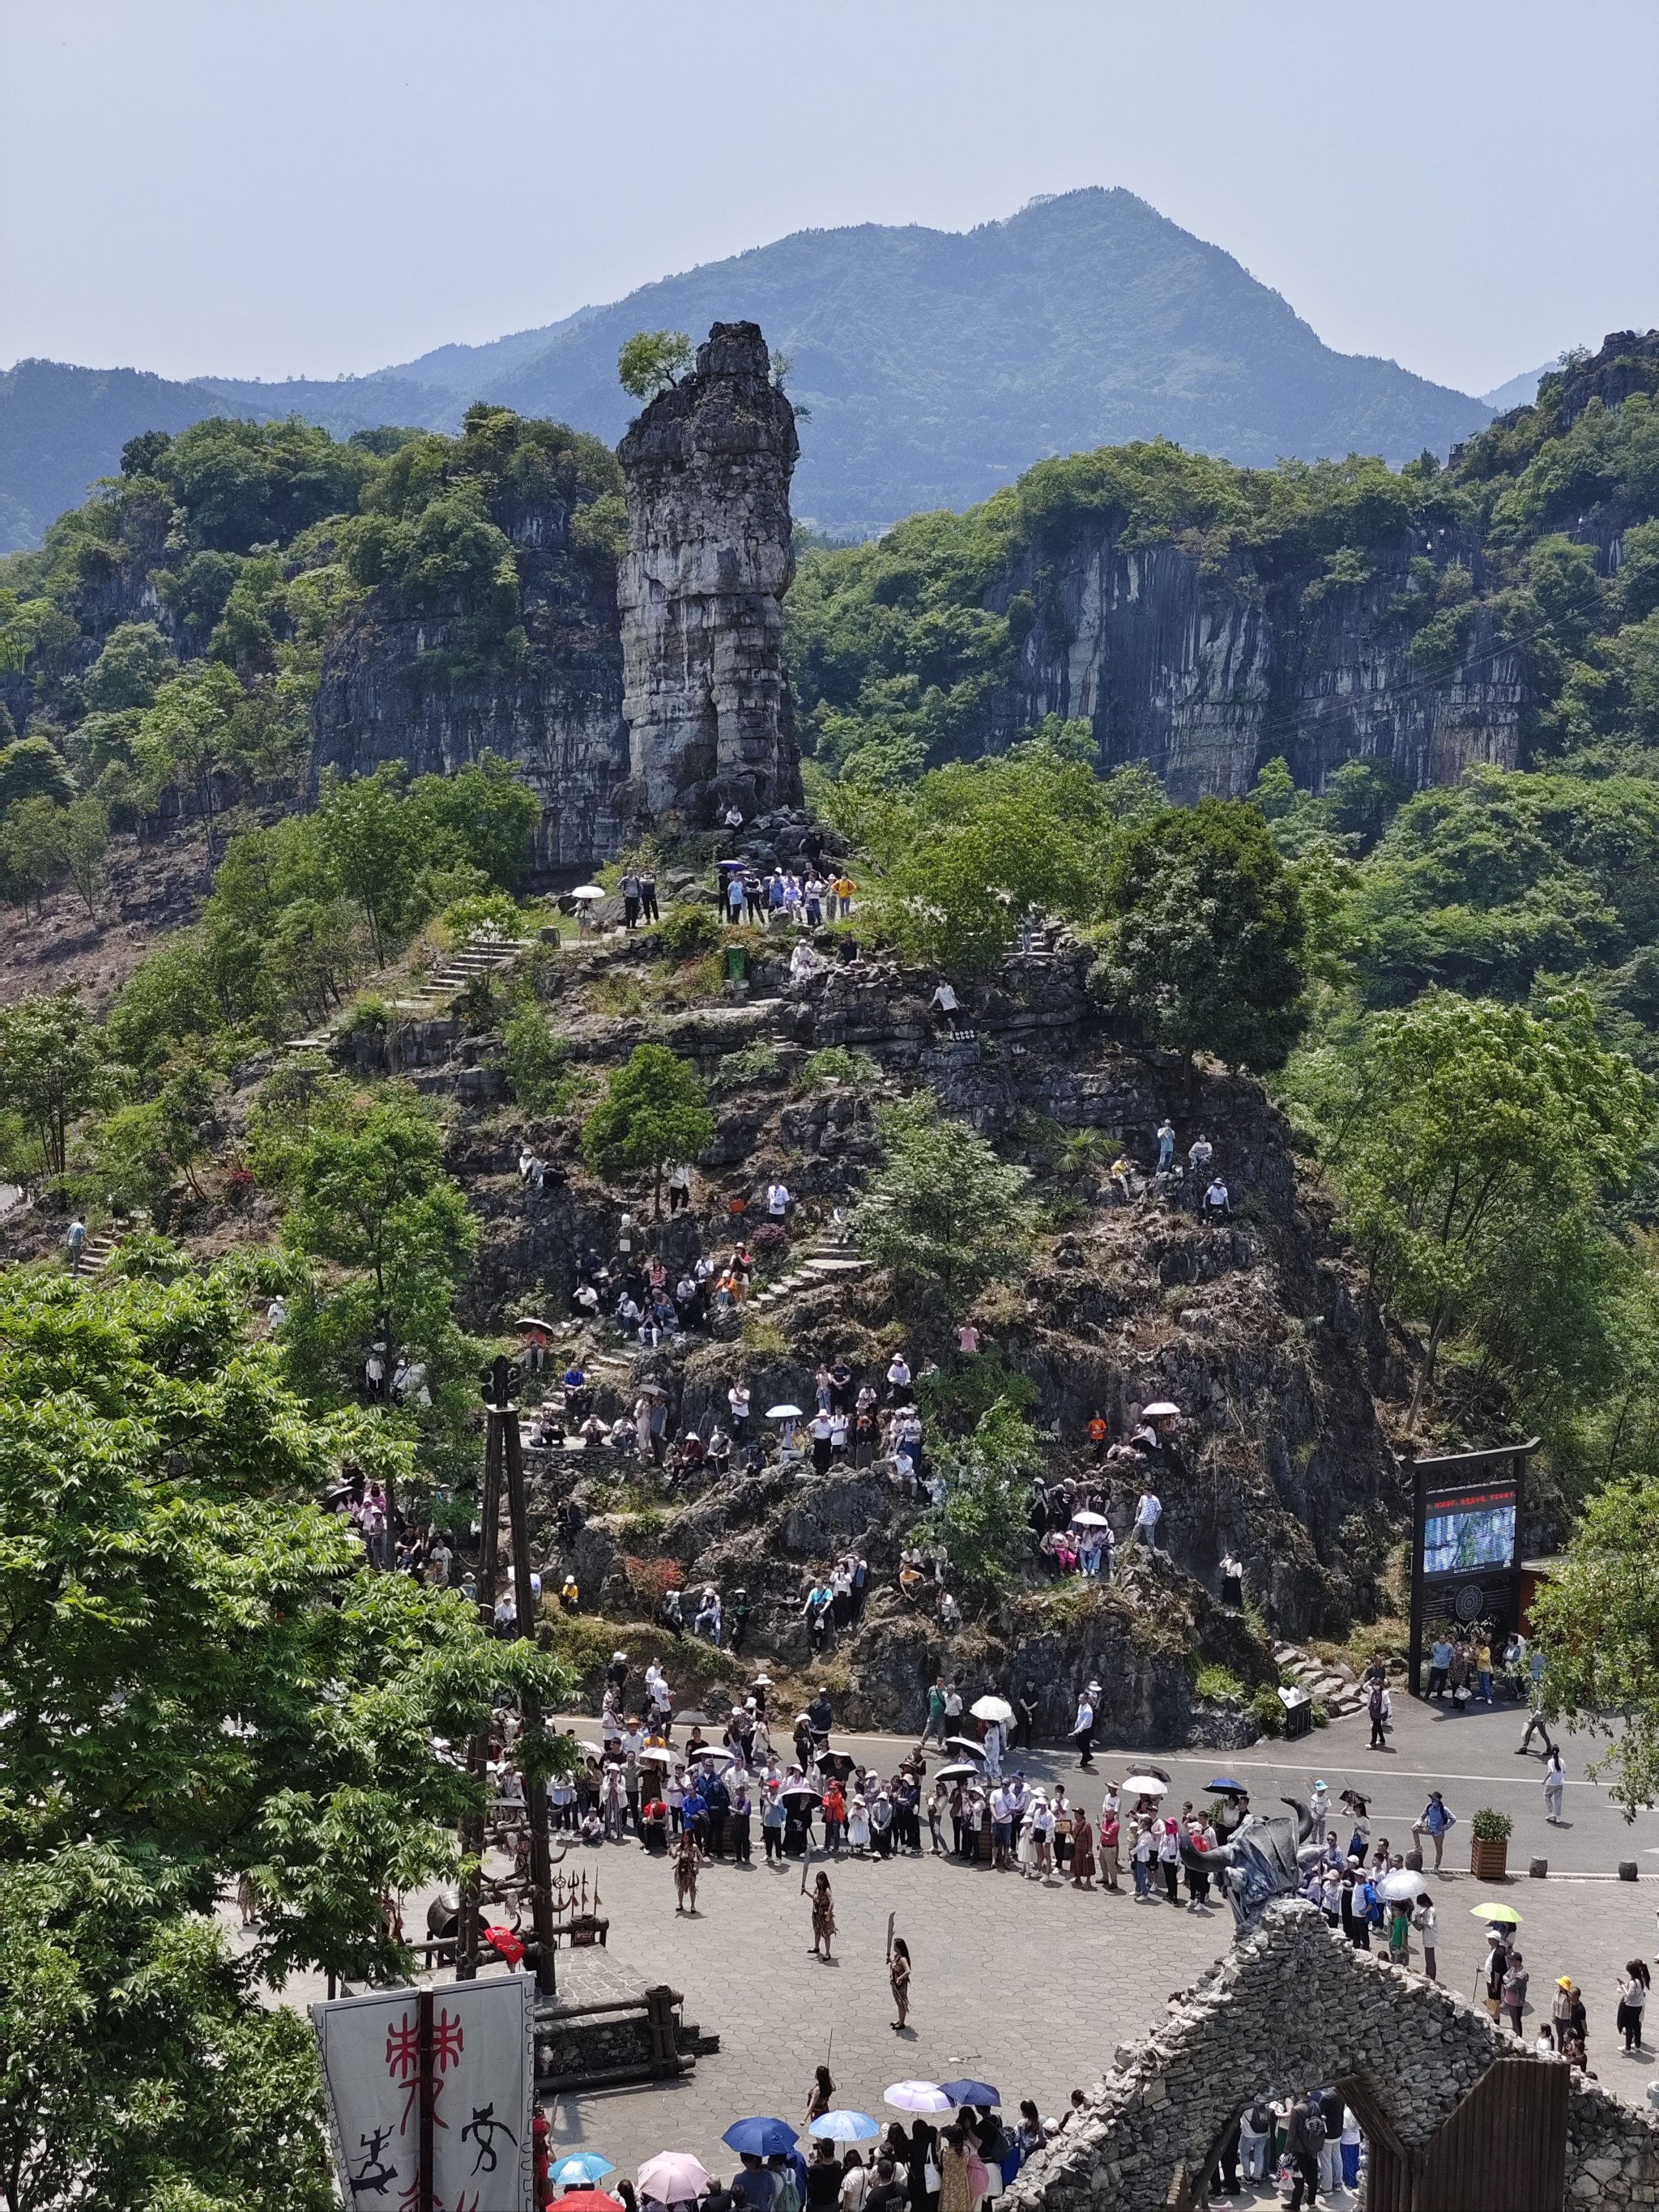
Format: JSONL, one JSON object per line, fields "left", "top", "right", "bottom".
{"left": 1378, "top": 1869, "right": 1425, "bottom": 1903}
{"left": 638, "top": 1746, "right": 673, "bottom": 1766}
{"left": 1124, "top": 1769, "right": 1170, "bottom": 1797}
{"left": 885, "top": 2082, "right": 952, "bottom": 2115}
{"left": 1068, "top": 1511, "right": 1111, "bottom": 1528}
{"left": 766, "top": 1404, "right": 804, "bottom": 1420}
{"left": 638, "top": 2154, "right": 710, "bottom": 2202}
{"left": 1141, "top": 1400, "right": 1180, "bottom": 1418}
{"left": 572, "top": 884, "right": 607, "bottom": 900}
{"left": 970, "top": 1695, "right": 1014, "bottom": 1724}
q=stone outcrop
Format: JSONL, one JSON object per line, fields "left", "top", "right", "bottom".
{"left": 1007, "top": 1900, "right": 1659, "bottom": 2210}
{"left": 996, "top": 532, "right": 1525, "bottom": 804}
{"left": 310, "top": 483, "right": 629, "bottom": 872}
{"left": 616, "top": 323, "right": 804, "bottom": 830}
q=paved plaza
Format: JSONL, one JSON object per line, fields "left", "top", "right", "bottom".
{"left": 245, "top": 1689, "right": 1659, "bottom": 2193}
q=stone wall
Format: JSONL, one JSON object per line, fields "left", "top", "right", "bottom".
{"left": 1004, "top": 1901, "right": 1659, "bottom": 2210}
{"left": 617, "top": 322, "right": 804, "bottom": 831}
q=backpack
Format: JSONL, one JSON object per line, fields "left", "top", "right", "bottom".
{"left": 1302, "top": 2111, "right": 1326, "bottom": 2154}
{"left": 1247, "top": 2103, "right": 1274, "bottom": 2137}
{"left": 775, "top": 2178, "right": 801, "bottom": 2212}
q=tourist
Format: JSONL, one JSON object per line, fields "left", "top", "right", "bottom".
{"left": 1410, "top": 1790, "right": 1456, "bottom": 1870}
{"left": 1155, "top": 1119, "right": 1175, "bottom": 1172}
{"left": 672, "top": 1825, "right": 703, "bottom": 1915}
{"left": 1502, "top": 1950, "right": 1530, "bottom": 2038}
{"left": 1069, "top": 1685, "right": 1096, "bottom": 1770}
{"left": 1414, "top": 1893, "right": 1438, "bottom": 1982}
{"left": 810, "top": 1871, "right": 836, "bottom": 1960}
{"left": 1098, "top": 1801, "right": 1120, "bottom": 1892}
{"left": 806, "top": 2065, "right": 835, "bottom": 2125}
{"left": 1544, "top": 1746, "right": 1567, "bottom": 1824}
{"left": 1618, "top": 1960, "right": 1649, "bottom": 2052}
{"left": 1237, "top": 2096, "right": 1273, "bottom": 2185}
{"left": 1367, "top": 1673, "right": 1391, "bottom": 1751}
{"left": 1130, "top": 1489, "right": 1162, "bottom": 1553}
{"left": 889, "top": 1934, "right": 912, "bottom": 2031}
{"left": 1068, "top": 1803, "right": 1095, "bottom": 1890}
{"left": 1283, "top": 2092, "right": 1324, "bottom": 2212}
{"left": 1219, "top": 1549, "right": 1243, "bottom": 1607}
{"left": 1519, "top": 1654, "right": 1556, "bottom": 1756}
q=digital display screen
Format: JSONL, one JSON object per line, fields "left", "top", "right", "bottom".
{"left": 1422, "top": 1485, "right": 1517, "bottom": 1577}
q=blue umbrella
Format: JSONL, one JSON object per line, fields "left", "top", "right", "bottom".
{"left": 1205, "top": 1779, "right": 1249, "bottom": 1794}
{"left": 809, "top": 2112, "right": 880, "bottom": 2144}
{"left": 553, "top": 2157, "right": 617, "bottom": 2185}
{"left": 938, "top": 2079, "right": 1000, "bottom": 2108}
{"left": 723, "top": 2119, "right": 801, "bottom": 2159}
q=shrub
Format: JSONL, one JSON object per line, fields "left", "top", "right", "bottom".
{"left": 1471, "top": 1807, "right": 1513, "bottom": 1842}
{"left": 653, "top": 902, "right": 723, "bottom": 963}
{"left": 440, "top": 891, "right": 524, "bottom": 945}
{"left": 1251, "top": 1687, "right": 1285, "bottom": 1737}
{"left": 796, "top": 1046, "right": 881, "bottom": 1094}
{"left": 714, "top": 1041, "right": 782, "bottom": 1090}
{"left": 1195, "top": 1664, "right": 1247, "bottom": 1704}
{"left": 621, "top": 1556, "right": 681, "bottom": 1611}
{"left": 501, "top": 996, "right": 569, "bottom": 1112}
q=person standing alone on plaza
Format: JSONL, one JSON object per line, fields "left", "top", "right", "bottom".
{"left": 889, "top": 1933, "right": 912, "bottom": 2032}
{"left": 1071, "top": 1684, "right": 1097, "bottom": 1770}
{"left": 1544, "top": 1746, "right": 1567, "bottom": 1824}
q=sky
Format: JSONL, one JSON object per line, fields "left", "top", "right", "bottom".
{"left": 2, "top": 0, "right": 1656, "bottom": 399}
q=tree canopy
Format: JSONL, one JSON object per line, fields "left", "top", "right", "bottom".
{"left": 854, "top": 1094, "right": 1038, "bottom": 1311}
{"left": 582, "top": 1044, "right": 714, "bottom": 1215}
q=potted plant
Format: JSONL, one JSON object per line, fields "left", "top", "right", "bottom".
{"left": 1470, "top": 1807, "right": 1512, "bottom": 1880}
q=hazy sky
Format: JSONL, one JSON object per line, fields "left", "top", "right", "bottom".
{"left": 3, "top": 0, "right": 1656, "bottom": 396}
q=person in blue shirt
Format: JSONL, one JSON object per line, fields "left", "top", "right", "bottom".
{"left": 682, "top": 1782, "right": 709, "bottom": 1853}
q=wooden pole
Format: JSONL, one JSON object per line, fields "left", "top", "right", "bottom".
{"left": 501, "top": 1357, "right": 560, "bottom": 1997}
{"left": 456, "top": 1404, "right": 505, "bottom": 1981}
{"left": 417, "top": 1986, "right": 435, "bottom": 2212}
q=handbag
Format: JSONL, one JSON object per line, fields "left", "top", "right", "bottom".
{"left": 923, "top": 2164, "right": 940, "bottom": 2193}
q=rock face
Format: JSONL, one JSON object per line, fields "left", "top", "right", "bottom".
{"left": 616, "top": 323, "right": 804, "bottom": 830}
{"left": 1005, "top": 1901, "right": 1659, "bottom": 2211}
{"left": 311, "top": 484, "right": 629, "bottom": 872}
{"left": 997, "top": 529, "right": 1525, "bottom": 803}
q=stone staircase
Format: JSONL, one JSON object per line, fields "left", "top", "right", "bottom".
{"left": 77, "top": 1227, "right": 122, "bottom": 1276}
{"left": 1273, "top": 1640, "right": 1366, "bottom": 1720}
{"left": 389, "top": 931, "right": 539, "bottom": 1017}
{"left": 748, "top": 1227, "right": 872, "bottom": 1311}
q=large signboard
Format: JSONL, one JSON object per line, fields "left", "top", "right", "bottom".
{"left": 1405, "top": 1442, "right": 1537, "bottom": 1694}
{"left": 311, "top": 1976, "right": 535, "bottom": 2212}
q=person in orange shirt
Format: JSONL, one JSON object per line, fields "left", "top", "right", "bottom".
{"left": 822, "top": 1779, "right": 847, "bottom": 1855}
{"left": 1086, "top": 1413, "right": 1109, "bottom": 1462}
{"left": 830, "top": 873, "right": 856, "bottom": 918}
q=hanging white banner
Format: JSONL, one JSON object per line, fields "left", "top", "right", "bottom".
{"left": 311, "top": 1975, "right": 535, "bottom": 2211}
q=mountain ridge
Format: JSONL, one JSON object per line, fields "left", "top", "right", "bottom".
{"left": 0, "top": 187, "right": 1493, "bottom": 550}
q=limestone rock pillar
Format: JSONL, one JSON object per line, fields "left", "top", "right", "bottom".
{"left": 616, "top": 321, "right": 803, "bottom": 830}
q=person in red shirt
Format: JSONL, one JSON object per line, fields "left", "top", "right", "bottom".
{"left": 822, "top": 1780, "right": 847, "bottom": 1856}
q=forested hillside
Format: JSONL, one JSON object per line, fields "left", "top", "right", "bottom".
{"left": 0, "top": 189, "right": 1492, "bottom": 550}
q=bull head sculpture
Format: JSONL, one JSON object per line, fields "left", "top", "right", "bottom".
{"left": 1180, "top": 1797, "right": 1323, "bottom": 1931}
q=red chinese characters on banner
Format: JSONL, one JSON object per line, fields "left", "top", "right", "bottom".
{"left": 385, "top": 2004, "right": 466, "bottom": 2137}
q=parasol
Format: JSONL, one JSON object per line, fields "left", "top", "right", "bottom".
{"left": 1470, "top": 1902, "right": 1522, "bottom": 1924}
{"left": 766, "top": 1404, "right": 804, "bottom": 1420}
{"left": 673, "top": 1711, "right": 716, "bottom": 1728}
{"left": 1124, "top": 1769, "right": 1171, "bottom": 1798}
{"left": 1141, "top": 1401, "right": 1180, "bottom": 1418}
{"left": 1378, "top": 1870, "right": 1425, "bottom": 1903}
{"left": 939, "top": 2078, "right": 1000, "bottom": 2108}
{"left": 1068, "top": 1510, "right": 1111, "bottom": 1528}
{"left": 817, "top": 1750, "right": 857, "bottom": 1778}
{"left": 557, "top": 2194, "right": 623, "bottom": 2212}
{"left": 578, "top": 1741, "right": 606, "bottom": 1756}
{"left": 553, "top": 2156, "right": 616, "bottom": 2185}
{"left": 1205, "top": 1779, "right": 1249, "bottom": 1795}
{"left": 970, "top": 1695, "right": 1014, "bottom": 1724}
{"left": 934, "top": 1762, "right": 981, "bottom": 1783}
{"left": 516, "top": 1315, "right": 554, "bottom": 1332}
{"left": 693, "top": 1745, "right": 736, "bottom": 1767}
{"left": 780, "top": 1781, "right": 821, "bottom": 1801}
{"left": 637, "top": 1746, "right": 673, "bottom": 1765}
{"left": 638, "top": 2155, "right": 710, "bottom": 2202}
{"left": 944, "top": 1736, "right": 987, "bottom": 1758}
{"left": 885, "top": 2082, "right": 953, "bottom": 2114}
{"left": 572, "top": 885, "right": 607, "bottom": 900}
{"left": 810, "top": 2112, "right": 880, "bottom": 2144}
{"left": 723, "top": 2119, "right": 800, "bottom": 2157}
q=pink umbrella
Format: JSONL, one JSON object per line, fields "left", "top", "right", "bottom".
{"left": 638, "top": 2154, "right": 711, "bottom": 2203}
{"left": 885, "top": 2082, "right": 952, "bottom": 2114}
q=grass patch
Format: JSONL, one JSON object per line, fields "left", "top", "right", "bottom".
{"left": 1194, "top": 1663, "right": 1247, "bottom": 1704}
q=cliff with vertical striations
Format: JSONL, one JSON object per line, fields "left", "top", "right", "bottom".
{"left": 616, "top": 322, "right": 803, "bottom": 831}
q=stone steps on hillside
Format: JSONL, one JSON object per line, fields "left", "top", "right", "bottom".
{"left": 1273, "top": 1639, "right": 1367, "bottom": 1717}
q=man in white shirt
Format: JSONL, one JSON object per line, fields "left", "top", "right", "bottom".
{"left": 766, "top": 1181, "right": 791, "bottom": 1217}
{"left": 1071, "top": 1689, "right": 1096, "bottom": 1770}
{"left": 1132, "top": 1490, "right": 1162, "bottom": 1552}
{"left": 929, "top": 980, "right": 960, "bottom": 1024}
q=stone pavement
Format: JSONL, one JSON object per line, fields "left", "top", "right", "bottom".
{"left": 236, "top": 1687, "right": 1659, "bottom": 2191}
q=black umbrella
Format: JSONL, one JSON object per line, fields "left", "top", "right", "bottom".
{"left": 945, "top": 1737, "right": 987, "bottom": 1758}
{"left": 781, "top": 1782, "right": 822, "bottom": 1801}
{"left": 817, "top": 1751, "right": 856, "bottom": 1779}
{"left": 674, "top": 1711, "right": 717, "bottom": 1728}
{"left": 1205, "top": 1778, "right": 1249, "bottom": 1795}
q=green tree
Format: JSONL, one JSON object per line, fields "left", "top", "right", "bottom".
{"left": 923, "top": 1397, "right": 1044, "bottom": 1592}
{"left": 1529, "top": 1475, "right": 1659, "bottom": 1818}
{"left": 0, "top": 1262, "right": 572, "bottom": 2205}
{"left": 852, "top": 1093, "right": 1038, "bottom": 1310}
{"left": 276, "top": 1090, "right": 480, "bottom": 1404}
{"left": 618, "top": 329, "right": 694, "bottom": 401}
{"left": 582, "top": 1043, "right": 714, "bottom": 1216}
{"left": 407, "top": 754, "right": 541, "bottom": 893}
{"left": 60, "top": 795, "right": 109, "bottom": 917}
{"left": 0, "top": 734, "right": 75, "bottom": 815}
{"left": 81, "top": 620, "right": 173, "bottom": 712}
{"left": 502, "top": 993, "right": 569, "bottom": 1110}
{"left": 0, "top": 987, "right": 112, "bottom": 1178}
{"left": 1293, "top": 991, "right": 1652, "bottom": 1423}
{"left": 308, "top": 765, "right": 416, "bottom": 965}
{"left": 0, "top": 795, "right": 66, "bottom": 914}
{"left": 1096, "top": 797, "right": 1308, "bottom": 1074}
{"left": 132, "top": 660, "right": 245, "bottom": 851}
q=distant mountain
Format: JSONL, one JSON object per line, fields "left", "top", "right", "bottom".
{"left": 1, "top": 188, "right": 1493, "bottom": 551}
{"left": 1481, "top": 361, "right": 1557, "bottom": 412}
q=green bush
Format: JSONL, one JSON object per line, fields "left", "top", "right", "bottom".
{"left": 1195, "top": 1664, "right": 1247, "bottom": 1704}
{"left": 653, "top": 901, "right": 723, "bottom": 963}
{"left": 501, "top": 996, "right": 569, "bottom": 1112}
{"left": 714, "top": 1041, "right": 782, "bottom": 1090}
{"left": 796, "top": 1046, "right": 881, "bottom": 1093}
{"left": 1471, "top": 1806, "right": 1513, "bottom": 1842}
{"left": 1250, "top": 1687, "right": 1285, "bottom": 1737}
